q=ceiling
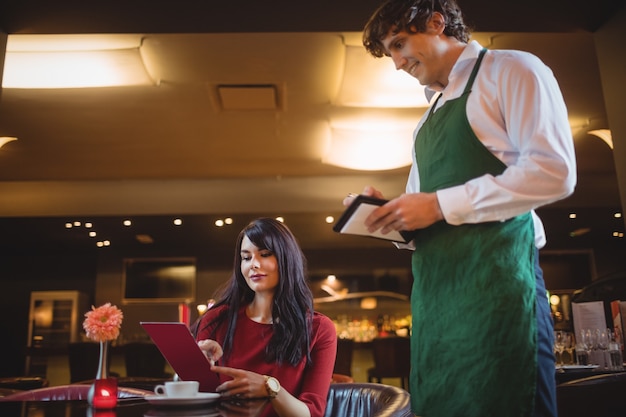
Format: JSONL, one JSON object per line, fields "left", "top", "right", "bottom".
{"left": 0, "top": 0, "right": 624, "bottom": 254}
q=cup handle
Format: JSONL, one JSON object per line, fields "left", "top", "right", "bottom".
{"left": 154, "top": 385, "right": 166, "bottom": 395}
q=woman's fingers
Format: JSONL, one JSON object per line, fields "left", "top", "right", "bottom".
{"left": 197, "top": 339, "right": 223, "bottom": 363}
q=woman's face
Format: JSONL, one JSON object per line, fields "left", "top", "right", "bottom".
{"left": 240, "top": 235, "right": 279, "bottom": 295}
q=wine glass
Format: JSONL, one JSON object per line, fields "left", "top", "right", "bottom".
{"left": 596, "top": 328, "right": 610, "bottom": 368}
{"left": 554, "top": 330, "right": 566, "bottom": 366}
{"left": 563, "top": 332, "right": 575, "bottom": 365}
{"left": 577, "top": 329, "right": 592, "bottom": 365}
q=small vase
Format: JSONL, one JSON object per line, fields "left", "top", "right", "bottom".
{"left": 88, "top": 341, "right": 117, "bottom": 408}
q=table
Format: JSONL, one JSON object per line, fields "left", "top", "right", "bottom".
{"left": 0, "top": 398, "right": 271, "bottom": 417}
{"left": 555, "top": 367, "right": 625, "bottom": 384}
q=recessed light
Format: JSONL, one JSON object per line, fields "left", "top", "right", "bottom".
{"left": 136, "top": 234, "right": 154, "bottom": 244}
{"left": 173, "top": 218, "right": 183, "bottom": 226}
{"left": 325, "top": 216, "right": 334, "bottom": 224}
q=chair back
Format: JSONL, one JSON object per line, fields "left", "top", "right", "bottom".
{"left": 123, "top": 342, "right": 168, "bottom": 378}
{"left": 323, "top": 382, "right": 412, "bottom": 417}
{"left": 0, "top": 377, "right": 48, "bottom": 390}
{"left": 68, "top": 342, "right": 107, "bottom": 383}
{"left": 333, "top": 338, "right": 354, "bottom": 376}
{"left": 331, "top": 373, "right": 354, "bottom": 384}
{"left": 371, "top": 337, "right": 410, "bottom": 377}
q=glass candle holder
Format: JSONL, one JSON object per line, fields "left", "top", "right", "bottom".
{"left": 90, "top": 377, "right": 118, "bottom": 409}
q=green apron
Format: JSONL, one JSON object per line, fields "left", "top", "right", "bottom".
{"left": 409, "top": 49, "right": 537, "bottom": 417}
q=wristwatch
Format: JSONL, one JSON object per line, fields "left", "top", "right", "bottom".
{"left": 264, "top": 375, "right": 281, "bottom": 399}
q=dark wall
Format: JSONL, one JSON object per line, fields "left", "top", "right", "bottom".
{"left": 0, "top": 248, "right": 96, "bottom": 377}
{"left": 1, "top": 241, "right": 624, "bottom": 378}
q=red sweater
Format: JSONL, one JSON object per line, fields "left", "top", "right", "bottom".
{"left": 196, "top": 305, "right": 337, "bottom": 417}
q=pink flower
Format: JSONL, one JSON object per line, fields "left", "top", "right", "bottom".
{"left": 83, "top": 303, "right": 124, "bottom": 342}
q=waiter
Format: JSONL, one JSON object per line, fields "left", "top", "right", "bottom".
{"left": 344, "top": 1, "right": 576, "bottom": 416}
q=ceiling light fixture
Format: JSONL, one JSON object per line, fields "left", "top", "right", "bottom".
{"left": 324, "top": 124, "right": 414, "bottom": 170}
{"left": 334, "top": 45, "right": 430, "bottom": 108}
{"left": 588, "top": 129, "right": 613, "bottom": 149}
{"left": 0, "top": 137, "right": 18, "bottom": 149}
{"left": 2, "top": 34, "right": 154, "bottom": 88}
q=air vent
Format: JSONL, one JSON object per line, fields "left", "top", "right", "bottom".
{"left": 217, "top": 84, "right": 278, "bottom": 110}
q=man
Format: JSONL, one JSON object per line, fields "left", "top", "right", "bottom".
{"left": 346, "top": 1, "right": 576, "bottom": 416}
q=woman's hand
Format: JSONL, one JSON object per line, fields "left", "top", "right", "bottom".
{"left": 211, "top": 365, "right": 268, "bottom": 399}
{"left": 197, "top": 339, "right": 223, "bottom": 365}
{"left": 212, "top": 365, "right": 311, "bottom": 417}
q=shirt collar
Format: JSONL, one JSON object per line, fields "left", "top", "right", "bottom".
{"left": 445, "top": 40, "right": 484, "bottom": 92}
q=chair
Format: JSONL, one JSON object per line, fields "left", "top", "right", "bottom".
{"left": 0, "top": 384, "right": 153, "bottom": 401}
{"left": 333, "top": 338, "right": 354, "bottom": 377}
{"left": 367, "top": 337, "right": 410, "bottom": 390}
{"left": 68, "top": 342, "right": 110, "bottom": 383}
{"left": 331, "top": 373, "right": 354, "bottom": 384}
{"left": 557, "top": 372, "right": 626, "bottom": 417}
{"left": 123, "top": 342, "right": 169, "bottom": 378}
{"left": 323, "top": 382, "right": 412, "bottom": 417}
{"left": 0, "top": 376, "right": 48, "bottom": 390}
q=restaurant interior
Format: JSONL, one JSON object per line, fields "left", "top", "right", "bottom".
{"left": 0, "top": 1, "right": 626, "bottom": 415}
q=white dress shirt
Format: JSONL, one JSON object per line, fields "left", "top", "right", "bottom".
{"left": 406, "top": 41, "right": 577, "bottom": 248}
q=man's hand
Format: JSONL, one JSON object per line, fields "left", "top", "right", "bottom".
{"left": 342, "top": 185, "right": 386, "bottom": 207}
{"left": 365, "top": 192, "right": 443, "bottom": 234}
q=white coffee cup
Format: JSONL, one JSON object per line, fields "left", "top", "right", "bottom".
{"left": 154, "top": 381, "right": 199, "bottom": 397}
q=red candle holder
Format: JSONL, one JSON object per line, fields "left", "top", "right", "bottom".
{"left": 91, "top": 377, "right": 118, "bottom": 409}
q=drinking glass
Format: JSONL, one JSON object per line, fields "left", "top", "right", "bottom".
{"left": 596, "top": 328, "right": 610, "bottom": 368}
{"left": 554, "top": 331, "right": 566, "bottom": 366}
{"left": 608, "top": 329, "right": 624, "bottom": 370}
{"left": 563, "top": 332, "right": 575, "bottom": 364}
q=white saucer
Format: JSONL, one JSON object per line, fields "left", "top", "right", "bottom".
{"left": 145, "top": 392, "right": 220, "bottom": 406}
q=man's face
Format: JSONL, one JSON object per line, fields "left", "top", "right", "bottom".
{"left": 382, "top": 29, "right": 438, "bottom": 88}
{"left": 380, "top": 13, "right": 449, "bottom": 91}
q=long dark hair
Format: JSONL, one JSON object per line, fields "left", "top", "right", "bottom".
{"left": 363, "top": 0, "right": 471, "bottom": 58}
{"left": 200, "top": 217, "right": 314, "bottom": 366}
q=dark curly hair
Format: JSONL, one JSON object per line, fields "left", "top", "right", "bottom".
{"left": 363, "top": 0, "right": 472, "bottom": 58}
{"left": 200, "top": 217, "right": 314, "bottom": 367}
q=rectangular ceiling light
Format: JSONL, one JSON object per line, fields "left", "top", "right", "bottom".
{"left": 2, "top": 34, "right": 154, "bottom": 88}
{"left": 217, "top": 85, "right": 278, "bottom": 110}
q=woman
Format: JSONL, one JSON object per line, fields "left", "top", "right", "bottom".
{"left": 195, "top": 217, "right": 337, "bottom": 417}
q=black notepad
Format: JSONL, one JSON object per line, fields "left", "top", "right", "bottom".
{"left": 333, "top": 195, "right": 417, "bottom": 243}
{"left": 141, "top": 322, "right": 221, "bottom": 392}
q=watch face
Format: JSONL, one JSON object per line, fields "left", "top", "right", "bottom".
{"left": 268, "top": 377, "right": 280, "bottom": 391}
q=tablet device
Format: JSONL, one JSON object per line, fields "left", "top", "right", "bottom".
{"left": 333, "top": 195, "right": 417, "bottom": 243}
{"left": 141, "top": 322, "right": 220, "bottom": 392}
